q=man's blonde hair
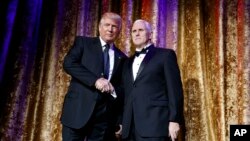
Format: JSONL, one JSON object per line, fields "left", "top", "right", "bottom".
{"left": 99, "top": 12, "right": 122, "bottom": 30}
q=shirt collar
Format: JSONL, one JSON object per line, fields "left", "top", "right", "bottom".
{"left": 99, "top": 37, "right": 114, "bottom": 49}
{"left": 135, "top": 43, "right": 152, "bottom": 51}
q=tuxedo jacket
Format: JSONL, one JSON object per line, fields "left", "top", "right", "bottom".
{"left": 121, "top": 45, "right": 184, "bottom": 138}
{"left": 61, "top": 36, "right": 127, "bottom": 129}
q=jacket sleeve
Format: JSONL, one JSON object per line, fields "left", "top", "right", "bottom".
{"left": 164, "top": 49, "right": 184, "bottom": 124}
{"left": 63, "top": 36, "right": 99, "bottom": 87}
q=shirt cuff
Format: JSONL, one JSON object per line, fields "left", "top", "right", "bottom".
{"left": 111, "top": 91, "right": 117, "bottom": 98}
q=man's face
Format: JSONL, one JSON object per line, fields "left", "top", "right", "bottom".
{"left": 99, "top": 18, "right": 120, "bottom": 43}
{"left": 131, "top": 21, "right": 152, "bottom": 48}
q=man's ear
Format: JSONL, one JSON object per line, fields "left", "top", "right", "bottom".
{"left": 149, "top": 32, "right": 153, "bottom": 40}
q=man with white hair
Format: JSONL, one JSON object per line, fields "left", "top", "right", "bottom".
{"left": 121, "top": 19, "right": 184, "bottom": 141}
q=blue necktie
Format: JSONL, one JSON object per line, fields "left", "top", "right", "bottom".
{"left": 103, "top": 44, "right": 110, "bottom": 79}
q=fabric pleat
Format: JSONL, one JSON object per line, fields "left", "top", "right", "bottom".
{"left": 0, "top": 0, "right": 249, "bottom": 140}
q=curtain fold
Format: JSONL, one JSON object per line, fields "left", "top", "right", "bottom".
{"left": 0, "top": 0, "right": 249, "bottom": 140}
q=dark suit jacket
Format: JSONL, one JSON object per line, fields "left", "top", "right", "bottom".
{"left": 122, "top": 45, "right": 184, "bottom": 138}
{"left": 61, "top": 36, "right": 127, "bottom": 129}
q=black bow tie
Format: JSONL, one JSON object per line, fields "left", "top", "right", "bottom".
{"left": 135, "top": 47, "right": 149, "bottom": 57}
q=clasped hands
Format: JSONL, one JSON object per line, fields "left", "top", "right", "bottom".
{"left": 95, "top": 78, "right": 114, "bottom": 93}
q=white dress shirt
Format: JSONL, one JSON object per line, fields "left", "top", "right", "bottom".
{"left": 99, "top": 37, "right": 116, "bottom": 98}
{"left": 132, "top": 43, "right": 152, "bottom": 80}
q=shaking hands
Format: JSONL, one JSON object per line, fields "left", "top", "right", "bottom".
{"left": 95, "top": 78, "right": 114, "bottom": 93}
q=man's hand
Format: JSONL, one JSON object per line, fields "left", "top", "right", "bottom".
{"left": 95, "top": 78, "right": 114, "bottom": 93}
{"left": 115, "top": 125, "right": 122, "bottom": 138}
{"left": 168, "top": 122, "right": 180, "bottom": 141}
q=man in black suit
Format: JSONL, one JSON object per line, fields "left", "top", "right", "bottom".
{"left": 121, "top": 19, "right": 184, "bottom": 141}
{"left": 61, "top": 12, "right": 127, "bottom": 141}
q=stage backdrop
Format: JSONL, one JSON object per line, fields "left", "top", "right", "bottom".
{"left": 0, "top": 0, "right": 249, "bottom": 141}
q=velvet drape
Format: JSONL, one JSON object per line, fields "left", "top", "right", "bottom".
{"left": 0, "top": 0, "right": 249, "bottom": 141}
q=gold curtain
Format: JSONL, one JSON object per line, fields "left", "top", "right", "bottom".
{"left": 179, "top": 0, "right": 250, "bottom": 141}
{"left": 0, "top": 0, "right": 249, "bottom": 141}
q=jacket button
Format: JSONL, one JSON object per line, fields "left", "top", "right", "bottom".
{"left": 133, "top": 84, "right": 136, "bottom": 87}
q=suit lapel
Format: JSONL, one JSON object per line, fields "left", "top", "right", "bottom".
{"left": 89, "top": 38, "right": 104, "bottom": 76}
{"left": 128, "top": 57, "right": 135, "bottom": 83}
{"left": 111, "top": 46, "right": 122, "bottom": 76}
{"left": 134, "top": 45, "right": 155, "bottom": 82}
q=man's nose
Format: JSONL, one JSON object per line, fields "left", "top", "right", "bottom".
{"left": 107, "top": 25, "right": 113, "bottom": 31}
{"left": 133, "top": 31, "right": 139, "bottom": 35}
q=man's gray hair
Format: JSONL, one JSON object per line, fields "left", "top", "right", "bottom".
{"left": 133, "top": 19, "right": 152, "bottom": 33}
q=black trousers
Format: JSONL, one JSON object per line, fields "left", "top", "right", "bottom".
{"left": 62, "top": 95, "right": 117, "bottom": 141}
{"left": 123, "top": 116, "right": 169, "bottom": 141}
